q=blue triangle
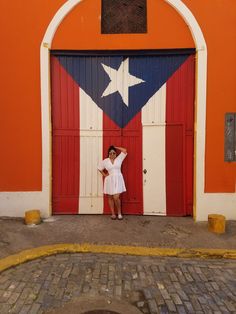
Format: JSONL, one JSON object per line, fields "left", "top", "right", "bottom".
{"left": 58, "top": 54, "right": 189, "bottom": 128}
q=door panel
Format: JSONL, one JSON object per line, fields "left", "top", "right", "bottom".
{"left": 166, "top": 124, "right": 185, "bottom": 216}
{"left": 142, "top": 84, "right": 167, "bottom": 215}
{"left": 166, "top": 55, "right": 195, "bottom": 216}
{"left": 78, "top": 89, "right": 104, "bottom": 214}
{"left": 51, "top": 52, "right": 195, "bottom": 216}
{"left": 103, "top": 112, "right": 143, "bottom": 214}
{"left": 143, "top": 125, "right": 166, "bottom": 214}
{"left": 51, "top": 57, "right": 80, "bottom": 214}
{"left": 122, "top": 112, "right": 143, "bottom": 214}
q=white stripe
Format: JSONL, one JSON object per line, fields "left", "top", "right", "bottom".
{"left": 142, "top": 84, "right": 167, "bottom": 215}
{"left": 79, "top": 89, "right": 103, "bottom": 214}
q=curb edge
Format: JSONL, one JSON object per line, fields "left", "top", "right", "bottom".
{"left": 1, "top": 244, "right": 236, "bottom": 273}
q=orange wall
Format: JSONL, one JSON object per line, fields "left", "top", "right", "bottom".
{"left": 52, "top": 0, "right": 194, "bottom": 49}
{"left": 0, "top": 0, "right": 235, "bottom": 192}
{"left": 184, "top": 0, "right": 236, "bottom": 192}
{"left": 0, "top": 0, "right": 65, "bottom": 191}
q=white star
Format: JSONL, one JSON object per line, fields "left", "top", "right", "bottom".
{"left": 101, "top": 58, "right": 145, "bottom": 107}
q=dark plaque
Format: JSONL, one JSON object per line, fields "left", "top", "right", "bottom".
{"left": 224, "top": 113, "right": 236, "bottom": 162}
{"left": 101, "top": 0, "right": 147, "bottom": 34}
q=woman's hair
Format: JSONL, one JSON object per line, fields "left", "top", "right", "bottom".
{"left": 107, "top": 145, "right": 117, "bottom": 157}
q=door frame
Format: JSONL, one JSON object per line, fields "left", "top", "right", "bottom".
{"left": 40, "top": 0, "right": 211, "bottom": 220}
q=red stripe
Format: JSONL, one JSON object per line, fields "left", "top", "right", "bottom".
{"left": 103, "top": 112, "right": 143, "bottom": 214}
{"left": 51, "top": 57, "right": 80, "bottom": 214}
{"left": 166, "top": 55, "right": 195, "bottom": 216}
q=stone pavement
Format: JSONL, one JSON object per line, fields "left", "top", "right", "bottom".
{"left": 0, "top": 252, "right": 236, "bottom": 314}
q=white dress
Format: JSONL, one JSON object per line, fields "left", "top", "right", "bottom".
{"left": 98, "top": 152, "right": 127, "bottom": 195}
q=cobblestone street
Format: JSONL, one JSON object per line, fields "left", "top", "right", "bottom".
{"left": 0, "top": 253, "right": 236, "bottom": 314}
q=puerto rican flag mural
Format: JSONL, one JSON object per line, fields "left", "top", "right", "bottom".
{"left": 51, "top": 52, "right": 195, "bottom": 216}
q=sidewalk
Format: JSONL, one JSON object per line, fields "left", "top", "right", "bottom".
{"left": 0, "top": 215, "right": 236, "bottom": 259}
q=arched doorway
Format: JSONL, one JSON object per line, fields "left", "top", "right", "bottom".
{"left": 40, "top": 0, "right": 207, "bottom": 217}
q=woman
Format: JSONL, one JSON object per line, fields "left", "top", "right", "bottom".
{"left": 98, "top": 145, "right": 127, "bottom": 220}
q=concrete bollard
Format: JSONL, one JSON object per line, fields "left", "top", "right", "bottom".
{"left": 208, "top": 214, "right": 225, "bottom": 234}
{"left": 25, "top": 210, "right": 41, "bottom": 225}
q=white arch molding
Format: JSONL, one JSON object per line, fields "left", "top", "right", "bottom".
{"left": 33, "top": 0, "right": 232, "bottom": 220}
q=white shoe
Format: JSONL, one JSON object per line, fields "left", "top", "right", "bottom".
{"left": 118, "top": 214, "right": 123, "bottom": 220}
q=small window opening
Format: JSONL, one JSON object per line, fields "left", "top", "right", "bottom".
{"left": 101, "top": 0, "right": 147, "bottom": 34}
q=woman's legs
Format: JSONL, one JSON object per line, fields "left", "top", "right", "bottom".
{"left": 113, "top": 194, "right": 122, "bottom": 218}
{"left": 108, "top": 195, "right": 116, "bottom": 218}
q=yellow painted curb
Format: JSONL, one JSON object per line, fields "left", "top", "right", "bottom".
{"left": 0, "top": 244, "right": 236, "bottom": 273}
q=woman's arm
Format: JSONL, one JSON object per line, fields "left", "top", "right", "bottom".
{"left": 114, "top": 146, "right": 127, "bottom": 154}
{"left": 98, "top": 170, "right": 109, "bottom": 177}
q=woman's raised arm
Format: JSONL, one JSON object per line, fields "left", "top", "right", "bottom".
{"left": 114, "top": 146, "right": 127, "bottom": 154}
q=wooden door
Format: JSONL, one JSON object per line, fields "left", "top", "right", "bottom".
{"left": 51, "top": 52, "right": 194, "bottom": 216}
